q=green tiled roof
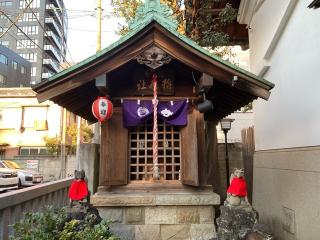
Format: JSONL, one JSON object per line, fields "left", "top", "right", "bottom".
{"left": 48, "top": 0, "right": 274, "bottom": 88}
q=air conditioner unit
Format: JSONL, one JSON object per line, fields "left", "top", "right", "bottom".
{"left": 34, "top": 120, "right": 48, "bottom": 131}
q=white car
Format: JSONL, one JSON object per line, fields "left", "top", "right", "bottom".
{"left": 0, "top": 163, "right": 19, "bottom": 192}
{"left": 1, "top": 160, "right": 43, "bottom": 187}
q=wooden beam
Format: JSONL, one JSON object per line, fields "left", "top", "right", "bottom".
{"left": 197, "top": 73, "right": 213, "bottom": 93}
{"left": 202, "top": 8, "right": 224, "bottom": 15}
{"left": 153, "top": 24, "right": 272, "bottom": 99}
{"left": 36, "top": 22, "right": 270, "bottom": 104}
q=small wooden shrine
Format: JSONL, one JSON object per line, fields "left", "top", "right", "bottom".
{"left": 33, "top": 1, "right": 274, "bottom": 239}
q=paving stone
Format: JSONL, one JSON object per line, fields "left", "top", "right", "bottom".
{"left": 176, "top": 206, "right": 200, "bottom": 224}
{"left": 145, "top": 206, "right": 177, "bottom": 224}
{"left": 161, "top": 224, "right": 191, "bottom": 240}
{"left": 135, "top": 225, "right": 161, "bottom": 240}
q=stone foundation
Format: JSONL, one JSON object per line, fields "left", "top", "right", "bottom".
{"left": 91, "top": 191, "right": 220, "bottom": 240}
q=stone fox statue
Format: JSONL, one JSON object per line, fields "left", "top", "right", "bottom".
{"left": 68, "top": 170, "right": 90, "bottom": 207}
{"left": 225, "top": 168, "right": 250, "bottom": 207}
{"left": 66, "top": 170, "right": 102, "bottom": 226}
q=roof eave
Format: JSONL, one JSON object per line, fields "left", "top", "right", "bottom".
{"left": 33, "top": 18, "right": 274, "bottom": 102}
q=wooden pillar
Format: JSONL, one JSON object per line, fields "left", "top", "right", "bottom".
{"left": 99, "top": 108, "right": 128, "bottom": 190}
{"left": 205, "top": 121, "right": 220, "bottom": 190}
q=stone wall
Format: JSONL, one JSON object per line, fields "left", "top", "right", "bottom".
{"left": 10, "top": 155, "right": 76, "bottom": 181}
{"left": 0, "top": 178, "right": 72, "bottom": 239}
{"left": 92, "top": 191, "right": 220, "bottom": 240}
{"left": 253, "top": 147, "right": 320, "bottom": 240}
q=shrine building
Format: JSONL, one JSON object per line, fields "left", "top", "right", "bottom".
{"left": 33, "top": 0, "right": 274, "bottom": 239}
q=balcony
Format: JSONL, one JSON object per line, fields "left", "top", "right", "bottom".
{"left": 46, "top": 4, "right": 63, "bottom": 26}
{"left": 46, "top": 31, "right": 61, "bottom": 50}
{"left": 43, "top": 58, "right": 60, "bottom": 73}
{"left": 50, "top": 0, "right": 63, "bottom": 12}
{"left": 45, "top": 17, "right": 62, "bottom": 37}
{"left": 44, "top": 44, "right": 61, "bottom": 62}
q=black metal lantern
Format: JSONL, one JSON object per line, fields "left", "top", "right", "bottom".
{"left": 220, "top": 118, "right": 234, "bottom": 187}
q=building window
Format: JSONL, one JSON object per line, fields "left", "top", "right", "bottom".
{"left": 23, "top": 106, "right": 47, "bottom": 128}
{"left": 20, "top": 53, "right": 37, "bottom": 62}
{"left": 17, "top": 26, "right": 39, "bottom": 35}
{"left": 19, "top": 0, "right": 39, "bottom": 8}
{"left": 0, "top": 27, "right": 8, "bottom": 33}
{"left": 20, "top": 147, "right": 48, "bottom": 156}
{"left": 16, "top": 39, "right": 38, "bottom": 49}
{"left": 0, "top": 41, "right": 9, "bottom": 46}
{"left": 12, "top": 61, "right": 17, "bottom": 70}
{"left": 0, "top": 54, "right": 8, "bottom": 64}
{"left": 31, "top": 67, "right": 36, "bottom": 77}
{"left": 0, "top": 108, "right": 21, "bottom": 129}
{"left": 0, "top": 14, "right": 10, "bottom": 20}
{"left": 0, "top": 150, "right": 4, "bottom": 160}
{"left": 0, "top": 1, "right": 12, "bottom": 7}
{"left": 129, "top": 120, "right": 181, "bottom": 181}
{"left": 0, "top": 74, "right": 6, "bottom": 86}
{"left": 18, "top": 12, "right": 40, "bottom": 22}
{"left": 21, "top": 66, "right": 26, "bottom": 74}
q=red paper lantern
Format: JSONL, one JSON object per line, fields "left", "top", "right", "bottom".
{"left": 92, "top": 96, "right": 113, "bottom": 122}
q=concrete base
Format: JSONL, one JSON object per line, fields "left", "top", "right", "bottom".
{"left": 253, "top": 146, "right": 320, "bottom": 240}
{"left": 78, "top": 143, "right": 99, "bottom": 194}
{"left": 91, "top": 191, "right": 220, "bottom": 240}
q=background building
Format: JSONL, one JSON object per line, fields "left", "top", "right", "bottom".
{"left": 0, "top": 87, "right": 80, "bottom": 180}
{"left": 0, "top": 0, "right": 67, "bottom": 84}
{"left": 0, "top": 44, "right": 31, "bottom": 87}
{"left": 0, "top": 87, "right": 62, "bottom": 158}
{"left": 238, "top": 0, "right": 320, "bottom": 239}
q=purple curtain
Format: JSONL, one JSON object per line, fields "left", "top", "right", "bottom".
{"left": 122, "top": 100, "right": 188, "bottom": 127}
{"left": 122, "top": 100, "right": 153, "bottom": 127}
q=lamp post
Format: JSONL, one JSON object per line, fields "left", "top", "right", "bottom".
{"left": 220, "top": 118, "right": 234, "bottom": 188}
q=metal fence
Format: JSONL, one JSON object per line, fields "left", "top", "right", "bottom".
{"left": 0, "top": 178, "right": 72, "bottom": 240}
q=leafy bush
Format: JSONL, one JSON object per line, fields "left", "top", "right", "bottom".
{"left": 43, "top": 136, "right": 61, "bottom": 155}
{"left": 67, "top": 123, "right": 94, "bottom": 152}
{"left": 81, "top": 124, "right": 94, "bottom": 143}
{"left": 11, "top": 206, "right": 119, "bottom": 240}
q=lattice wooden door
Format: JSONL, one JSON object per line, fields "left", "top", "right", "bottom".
{"left": 129, "top": 120, "right": 181, "bottom": 181}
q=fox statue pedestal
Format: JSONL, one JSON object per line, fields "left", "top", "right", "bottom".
{"left": 213, "top": 169, "right": 274, "bottom": 240}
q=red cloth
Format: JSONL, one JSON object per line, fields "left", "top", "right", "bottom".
{"left": 68, "top": 180, "right": 88, "bottom": 201}
{"left": 227, "top": 177, "right": 247, "bottom": 197}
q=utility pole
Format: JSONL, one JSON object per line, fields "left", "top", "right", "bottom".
{"left": 92, "top": 0, "right": 102, "bottom": 144}
{"left": 96, "top": 0, "right": 102, "bottom": 52}
{"left": 60, "top": 108, "right": 67, "bottom": 179}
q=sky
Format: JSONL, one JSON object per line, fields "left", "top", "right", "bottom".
{"left": 64, "top": 0, "right": 124, "bottom": 63}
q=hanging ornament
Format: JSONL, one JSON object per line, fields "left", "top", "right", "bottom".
{"left": 152, "top": 74, "right": 160, "bottom": 180}
{"left": 92, "top": 96, "right": 113, "bottom": 122}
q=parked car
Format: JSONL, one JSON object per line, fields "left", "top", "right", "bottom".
{"left": 0, "top": 162, "right": 19, "bottom": 192}
{"left": 1, "top": 160, "right": 43, "bottom": 188}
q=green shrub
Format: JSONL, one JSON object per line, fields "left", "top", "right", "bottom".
{"left": 43, "top": 135, "right": 61, "bottom": 155}
{"left": 11, "top": 206, "right": 119, "bottom": 240}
